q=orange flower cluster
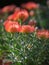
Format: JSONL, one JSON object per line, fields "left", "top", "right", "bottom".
{"left": 2, "top": 5, "right": 16, "bottom": 13}
{"left": 37, "top": 30, "right": 49, "bottom": 38}
{"left": 3, "top": 3, "right": 36, "bottom": 33}
{"left": 7, "top": 9, "right": 29, "bottom": 21}
{"left": 4, "top": 20, "right": 49, "bottom": 38}
{"left": 2, "top": 2, "right": 49, "bottom": 39}
{"left": 21, "top": 2, "right": 39, "bottom": 10}
{"left": 0, "top": 5, "right": 20, "bottom": 14}
{"left": 4, "top": 20, "right": 35, "bottom": 33}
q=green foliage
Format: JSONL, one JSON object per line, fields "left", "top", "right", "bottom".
{"left": 0, "top": 20, "right": 49, "bottom": 65}
{"left": 35, "top": 7, "right": 49, "bottom": 29}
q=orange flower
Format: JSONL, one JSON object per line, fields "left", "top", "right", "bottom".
{"left": 4, "top": 20, "right": 21, "bottom": 32}
{"left": 21, "top": 2, "right": 39, "bottom": 10}
{"left": 37, "top": 30, "right": 49, "bottom": 38}
{"left": 7, "top": 15, "right": 13, "bottom": 20}
{"left": 12, "top": 9, "right": 29, "bottom": 21}
{"left": 20, "top": 25, "right": 35, "bottom": 33}
{"left": 2, "top": 5, "right": 16, "bottom": 13}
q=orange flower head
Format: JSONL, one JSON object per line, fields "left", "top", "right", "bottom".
{"left": 12, "top": 9, "right": 29, "bottom": 22}
{"left": 20, "top": 25, "right": 35, "bottom": 33}
{"left": 21, "top": 2, "right": 39, "bottom": 10}
{"left": 4, "top": 20, "right": 21, "bottom": 32}
{"left": 2, "top": 5, "right": 16, "bottom": 13}
{"left": 37, "top": 30, "right": 49, "bottom": 38}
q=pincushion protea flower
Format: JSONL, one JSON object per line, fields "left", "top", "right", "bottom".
{"left": 4, "top": 20, "right": 21, "bottom": 32}
{"left": 21, "top": 2, "right": 39, "bottom": 10}
{"left": 20, "top": 25, "right": 35, "bottom": 33}
{"left": 2, "top": 5, "right": 16, "bottom": 13}
{"left": 37, "top": 29, "right": 49, "bottom": 38}
{"left": 9, "top": 9, "right": 29, "bottom": 21}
